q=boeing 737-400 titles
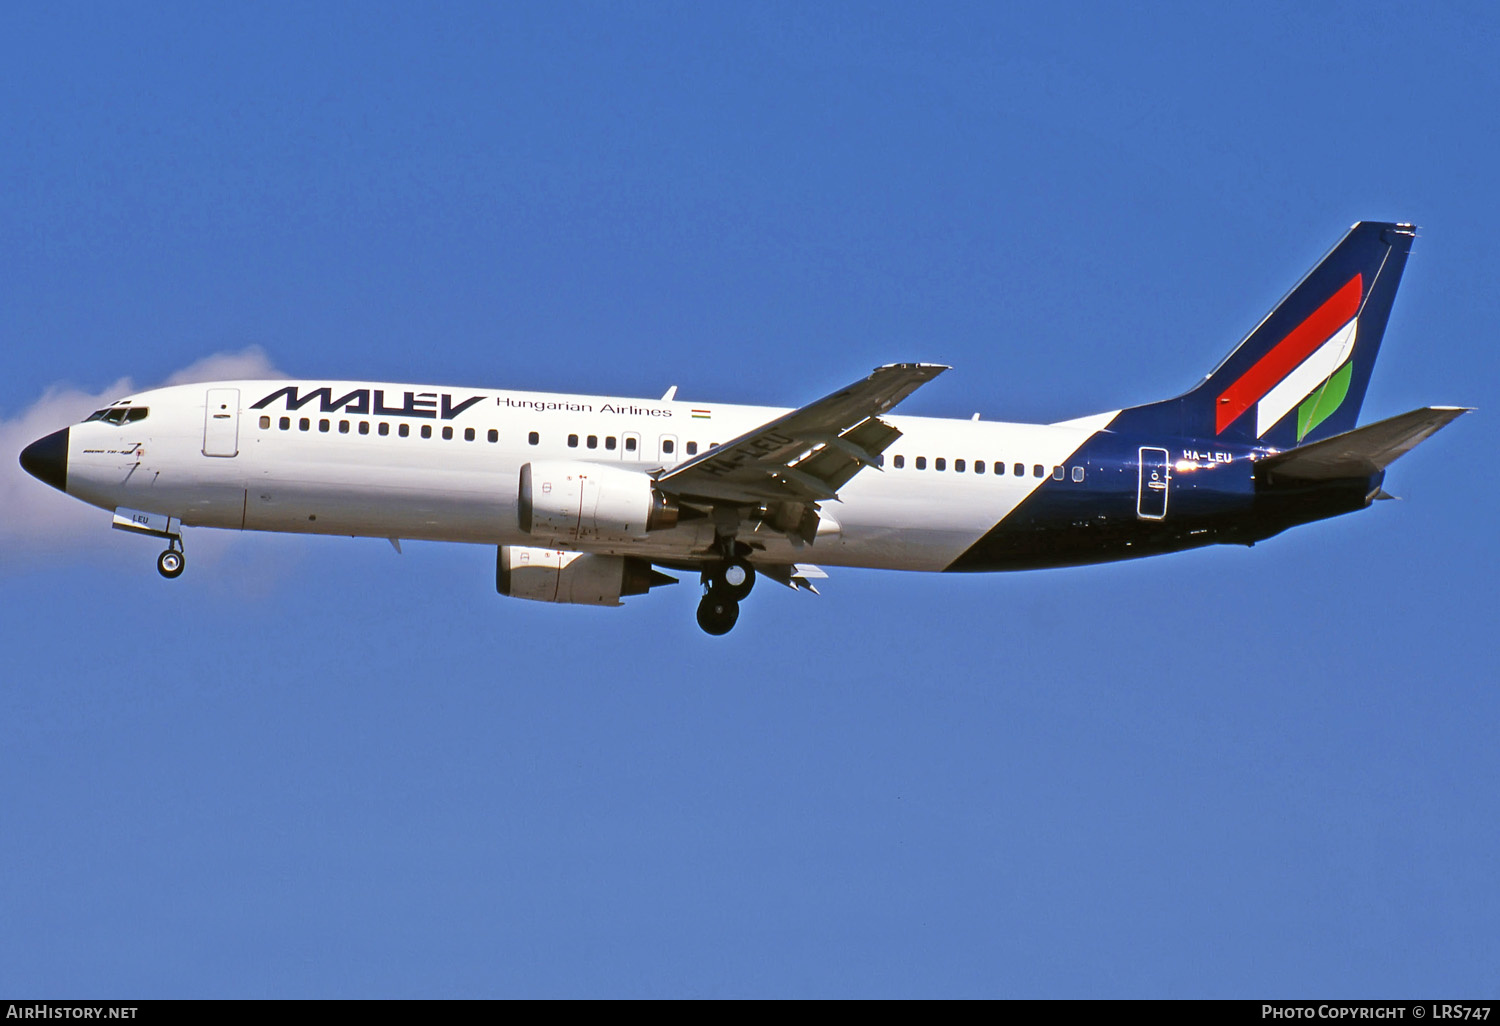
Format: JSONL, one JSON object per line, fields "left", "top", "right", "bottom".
{"left": 19, "top": 222, "right": 1468, "bottom": 634}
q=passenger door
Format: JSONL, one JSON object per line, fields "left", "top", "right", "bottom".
{"left": 203, "top": 388, "right": 241, "bottom": 457}
{"left": 1136, "top": 446, "right": 1169, "bottom": 520}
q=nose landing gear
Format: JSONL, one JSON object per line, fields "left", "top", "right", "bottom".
{"left": 156, "top": 539, "right": 185, "bottom": 579}
{"left": 110, "top": 508, "right": 186, "bottom": 580}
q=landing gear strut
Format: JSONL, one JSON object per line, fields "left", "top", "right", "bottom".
{"left": 156, "top": 538, "right": 185, "bottom": 579}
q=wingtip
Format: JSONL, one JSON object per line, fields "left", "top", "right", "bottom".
{"left": 875, "top": 362, "right": 950, "bottom": 374}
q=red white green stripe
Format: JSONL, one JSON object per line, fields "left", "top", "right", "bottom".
{"left": 1216, "top": 274, "right": 1362, "bottom": 437}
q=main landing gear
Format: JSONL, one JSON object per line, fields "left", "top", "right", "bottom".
{"left": 696, "top": 557, "right": 755, "bottom": 636}
{"left": 156, "top": 538, "right": 185, "bottom": 579}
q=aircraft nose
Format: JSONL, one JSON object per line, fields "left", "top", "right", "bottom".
{"left": 19, "top": 427, "right": 69, "bottom": 493}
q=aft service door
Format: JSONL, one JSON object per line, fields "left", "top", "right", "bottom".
{"left": 203, "top": 388, "right": 241, "bottom": 457}
{"left": 1137, "top": 447, "right": 1169, "bottom": 520}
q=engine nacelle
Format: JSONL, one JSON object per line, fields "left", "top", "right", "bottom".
{"left": 518, "top": 461, "right": 679, "bottom": 542}
{"left": 496, "top": 545, "right": 675, "bottom": 607}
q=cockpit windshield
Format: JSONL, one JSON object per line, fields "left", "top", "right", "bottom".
{"left": 84, "top": 406, "right": 149, "bottom": 425}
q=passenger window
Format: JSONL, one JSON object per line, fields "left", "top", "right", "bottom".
{"left": 358, "top": 421, "right": 370, "bottom": 435}
{"left": 1033, "top": 464, "right": 1044, "bottom": 478}
{"left": 1072, "top": 466, "right": 1085, "bottom": 482}
{"left": 995, "top": 461, "right": 1005, "bottom": 475}
{"left": 625, "top": 437, "right": 637, "bottom": 451}
{"left": 379, "top": 423, "right": 390, "bottom": 436}
{"left": 955, "top": 459, "right": 965, "bottom": 473}
{"left": 915, "top": 456, "right": 927, "bottom": 470}
{"left": 568, "top": 434, "right": 579, "bottom": 447}
{"left": 399, "top": 423, "right": 410, "bottom": 438}
{"left": 893, "top": 455, "right": 905, "bottom": 469}
{"left": 259, "top": 416, "right": 271, "bottom": 429}
{"left": 587, "top": 435, "right": 598, "bottom": 449}
{"left": 1014, "top": 463, "right": 1024, "bottom": 477}
{"left": 442, "top": 426, "right": 453, "bottom": 440}
{"left": 421, "top": 425, "right": 432, "bottom": 439}
{"left": 319, "top": 419, "right": 330, "bottom": 432}
{"left": 529, "top": 431, "right": 539, "bottom": 445}
{"left": 339, "top": 420, "right": 350, "bottom": 433}
{"left": 300, "top": 418, "right": 310, "bottom": 431}
{"left": 935, "top": 458, "right": 946, "bottom": 471}
{"left": 1052, "top": 466, "right": 1064, "bottom": 480}
{"left": 606, "top": 436, "right": 617, "bottom": 450}
{"left": 280, "top": 417, "right": 290, "bottom": 430}
{"left": 464, "top": 427, "right": 475, "bottom": 441}
{"left": 663, "top": 439, "right": 675, "bottom": 454}
{"left": 488, "top": 429, "right": 498, "bottom": 442}
{"left": 686, "top": 441, "right": 698, "bottom": 455}
{"left": 975, "top": 460, "right": 985, "bottom": 474}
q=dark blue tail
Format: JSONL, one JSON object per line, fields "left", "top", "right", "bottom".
{"left": 1109, "top": 222, "right": 1415, "bottom": 449}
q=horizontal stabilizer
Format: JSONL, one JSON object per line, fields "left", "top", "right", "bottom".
{"left": 1257, "top": 406, "right": 1470, "bottom": 483}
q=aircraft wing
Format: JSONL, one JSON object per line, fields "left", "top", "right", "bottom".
{"left": 654, "top": 363, "right": 948, "bottom": 506}
{"left": 1257, "top": 406, "right": 1470, "bottom": 483}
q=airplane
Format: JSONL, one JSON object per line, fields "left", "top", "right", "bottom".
{"left": 19, "top": 221, "right": 1468, "bottom": 635}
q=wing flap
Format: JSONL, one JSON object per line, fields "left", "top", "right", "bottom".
{"left": 757, "top": 562, "right": 828, "bottom": 593}
{"left": 1257, "top": 405, "right": 1470, "bottom": 482}
{"left": 790, "top": 417, "right": 903, "bottom": 495}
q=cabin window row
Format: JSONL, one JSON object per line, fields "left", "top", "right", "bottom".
{"left": 259, "top": 415, "right": 502, "bottom": 442}
{"left": 890, "top": 454, "right": 1086, "bottom": 482}
{"left": 650, "top": 439, "right": 712, "bottom": 455}
{"left": 566, "top": 436, "right": 712, "bottom": 455}
{"left": 258, "top": 417, "right": 714, "bottom": 457}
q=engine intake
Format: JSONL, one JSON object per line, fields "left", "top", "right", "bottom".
{"left": 518, "top": 461, "right": 679, "bottom": 541}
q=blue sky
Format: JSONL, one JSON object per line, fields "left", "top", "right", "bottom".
{"left": 2, "top": 1, "right": 1496, "bottom": 998}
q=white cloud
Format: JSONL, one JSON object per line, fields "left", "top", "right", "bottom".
{"left": 1, "top": 347, "right": 283, "bottom": 572}
{"left": 161, "top": 348, "right": 284, "bottom": 387}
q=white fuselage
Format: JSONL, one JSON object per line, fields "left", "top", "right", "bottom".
{"left": 62, "top": 380, "right": 1114, "bottom": 572}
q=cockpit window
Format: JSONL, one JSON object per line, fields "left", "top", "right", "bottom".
{"left": 84, "top": 407, "right": 148, "bottom": 425}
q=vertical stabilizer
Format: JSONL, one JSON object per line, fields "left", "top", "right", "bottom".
{"left": 1110, "top": 222, "right": 1415, "bottom": 448}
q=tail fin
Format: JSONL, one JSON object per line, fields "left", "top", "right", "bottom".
{"left": 1111, "top": 222, "right": 1415, "bottom": 448}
